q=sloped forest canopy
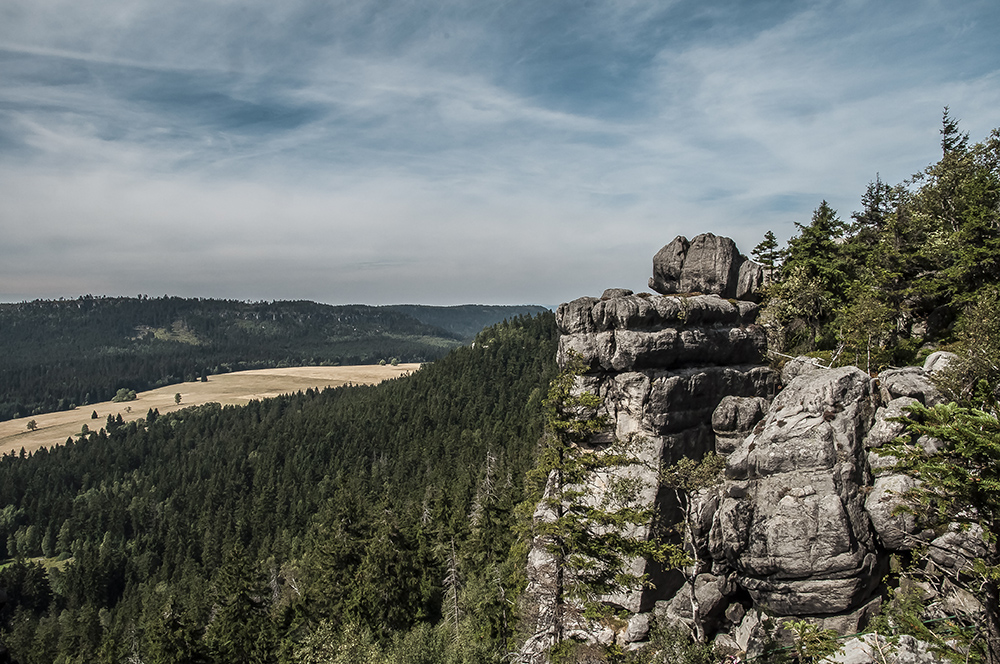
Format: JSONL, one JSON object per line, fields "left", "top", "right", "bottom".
{"left": 0, "top": 297, "right": 546, "bottom": 422}
{"left": 0, "top": 312, "right": 557, "bottom": 663}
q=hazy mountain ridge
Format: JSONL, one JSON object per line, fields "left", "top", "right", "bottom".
{"left": 0, "top": 295, "right": 544, "bottom": 422}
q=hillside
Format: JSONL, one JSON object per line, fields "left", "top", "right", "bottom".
{"left": 0, "top": 312, "right": 558, "bottom": 663}
{"left": 0, "top": 296, "right": 545, "bottom": 422}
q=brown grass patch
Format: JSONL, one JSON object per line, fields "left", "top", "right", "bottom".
{"left": 0, "top": 364, "right": 421, "bottom": 457}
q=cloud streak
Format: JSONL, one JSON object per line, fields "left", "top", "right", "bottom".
{"left": 1, "top": 0, "right": 998, "bottom": 305}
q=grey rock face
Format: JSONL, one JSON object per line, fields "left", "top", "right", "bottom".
{"left": 712, "top": 396, "right": 770, "bottom": 454}
{"left": 663, "top": 572, "right": 734, "bottom": 633}
{"left": 601, "top": 288, "right": 634, "bottom": 300}
{"left": 649, "top": 234, "right": 759, "bottom": 300}
{"left": 865, "top": 474, "right": 920, "bottom": 550}
{"left": 929, "top": 525, "right": 990, "bottom": 575}
{"left": 877, "top": 367, "right": 944, "bottom": 406}
{"left": 520, "top": 270, "right": 777, "bottom": 662}
{"left": 715, "top": 367, "right": 881, "bottom": 615}
{"left": 923, "top": 350, "right": 958, "bottom": 375}
{"left": 828, "top": 634, "right": 951, "bottom": 664}
{"left": 866, "top": 397, "right": 918, "bottom": 450}
{"left": 556, "top": 294, "right": 766, "bottom": 372}
{"left": 781, "top": 355, "right": 827, "bottom": 384}
{"left": 736, "top": 260, "right": 768, "bottom": 302}
{"left": 522, "top": 235, "right": 972, "bottom": 660}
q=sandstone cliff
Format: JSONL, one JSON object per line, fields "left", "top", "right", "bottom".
{"left": 518, "top": 235, "right": 970, "bottom": 663}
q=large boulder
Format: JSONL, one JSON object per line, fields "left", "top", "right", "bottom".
{"left": 865, "top": 474, "right": 921, "bottom": 550}
{"left": 736, "top": 260, "right": 768, "bottom": 302}
{"left": 713, "top": 367, "right": 881, "bottom": 615}
{"left": 877, "top": 367, "right": 944, "bottom": 406}
{"left": 649, "top": 234, "right": 750, "bottom": 299}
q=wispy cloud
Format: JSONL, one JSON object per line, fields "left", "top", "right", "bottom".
{"left": 1, "top": 0, "right": 998, "bottom": 304}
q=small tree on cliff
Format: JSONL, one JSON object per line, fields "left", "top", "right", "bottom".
{"left": 883, "top": 402, "right": 1000, "bottom": 663}
{"left": 526, "top": 352, "right": 675, "bottom": 649}
{"left": 661, "top": 452, "right": 726, "bottom": 643}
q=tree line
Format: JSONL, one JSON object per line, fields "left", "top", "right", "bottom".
{"left": 0, "top": 297, "right": 543, "bottom": 422}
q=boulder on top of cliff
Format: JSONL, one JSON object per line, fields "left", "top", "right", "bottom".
{"left": 736, "top": 260, "right": 768, "bottom": 302}
{"left": 601, "top": 288, "right": 634, "bottom": 300}
{"left": 650, "top": 234, "right": 748, "bottom": 299}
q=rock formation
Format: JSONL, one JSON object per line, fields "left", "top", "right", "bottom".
{"left": 648, "top": 234, "right": 767, "bottom": 302}
{"left": 519, "top": 234, "right": 966, "bottom": 664}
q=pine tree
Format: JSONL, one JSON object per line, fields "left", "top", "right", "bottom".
{"left": 883, "top": 402, "right": 1000, "bottom": 663}
{"left": 751, "top": 230, "right": 781, "bottom": 281}
{"left": 525, "top": 352, "right": 674, "bottom": 649}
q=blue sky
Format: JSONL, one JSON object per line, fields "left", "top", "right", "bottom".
{"left": 1, "top": 0, "right": 998, "bottom": 306}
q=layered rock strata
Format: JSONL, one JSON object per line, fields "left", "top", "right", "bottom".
{"left": 519, "top": 235, "right": 974, "bottom": 664}
{"left": 519, "top": 273, "right": 777, "bottom": 662}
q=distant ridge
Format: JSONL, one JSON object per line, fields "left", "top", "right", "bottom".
{"left": 384, "top": 304, "right": 549, "bottom": 341}
{"left": 0, "top": 295, "right": 546, "bottom": 422}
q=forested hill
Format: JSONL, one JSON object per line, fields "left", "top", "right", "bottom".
{"left": 0, "top": 296, "right": 546, "bottom": 422}
{"left": 0, "top": 312, "right": 558, "bottom": 663}
{"left": 383, "top": 304, "right": 550, "bottom": 341}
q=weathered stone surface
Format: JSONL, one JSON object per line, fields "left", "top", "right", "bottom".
{"left": 865, "top": 397, "right": 918, "bottom": 449}
{"left": 648, "top": 236, "right": 688, "bottom": 296}
{"left": 929, "top": 525, "right": 989, "bottom": 574}
{"left": 557, "top": 293, "right": 758, "bottom": 337}
{"left": 712, "top": 395, "right": 770, "bottom": 454}
{"left": 601, "top": 288, "right": 634, "bottom": 300}
{"left": 827, "top": 634, "right": 950, "bottom": 664}
{"left": 649, "top": 234, "right": 747, "bottom": 299}
{"left": 814, "top": 596, "right": 882, "bottom": 634}
{"left": 878, "top": 368, "right": 944, "bottom": 406}
{"left": 715, "top": 367, "right": 880, "bottom": 615}
{"left": 558, "top": 318, "right": 767, "bottom": 373}
{"left": 737, "top": 259, "right": 767, "bottom": 302}
{"left": 623, "top": 613, "right": 651, "bottom": 643}
{"left": 781, "top": 355, "right": 827, "bottom": 384}
{"left": 642, "top": 367, "right": 776, "bottom": 434}
{"left": 664, "top": 573, "right": 734, "bottom": 632}
{"left": 923, "top": 350, "right": 958, "bottom": 375}
{"left": 865, "top": 474, "right": 920, "bottom": 550}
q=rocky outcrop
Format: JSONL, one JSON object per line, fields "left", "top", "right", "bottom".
{"left": 519, "top": 273, "right": 777, "bottom": 662}
{"left": 519, "top": 235, "right": 960, "bottom": 663}
{"left": 648, "top": 233, "right": 767, "bottom": 301}
{"left": 716, "top": 366, "right": 882, "bottom": 616}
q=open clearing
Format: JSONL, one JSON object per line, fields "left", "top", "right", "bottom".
{"left": 0, "top": 364, "right": 421, "bottom": 457}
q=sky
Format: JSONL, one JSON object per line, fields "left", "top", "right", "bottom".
{"left": 1, "top": 0, "right": 998, "bottom": 307}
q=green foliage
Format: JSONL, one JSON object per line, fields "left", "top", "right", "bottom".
{"left": 626, "top": 621, "right": 717, "bottom": 664}
{"left": 0, "top": 296, "right": 545, "bottom": 422}
{"left": 0, "top": 312, "right": 558, "bottom": 663}
{"left": 527, "top": 353, "right": 674, "bottom": 639}
{"left": 933, "top": 288, "right": 1000, "bottom": 409}
{"left": 760, "top": 114, "right": 1000, "bottom": 363}
{"left": 882, "top": 402, "right": 1000, "bottom": 662}
{"left": 111, "top": 388, "right": 137, "bottom": 403}
{"left": 884, "top": 402, "right": 1000, "bottom": 536}
{"left": 752, "top": 230, "right": 781, "bottom": 280}
{"left": 782, "top": 619, "right": 842, "bottom": 663}
{"left": 660, "top": 453, "right": 725, "bottom": 642}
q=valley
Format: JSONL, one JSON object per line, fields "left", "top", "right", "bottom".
{"left": 0, "top": 363, "right": 420, "bottom": 456}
